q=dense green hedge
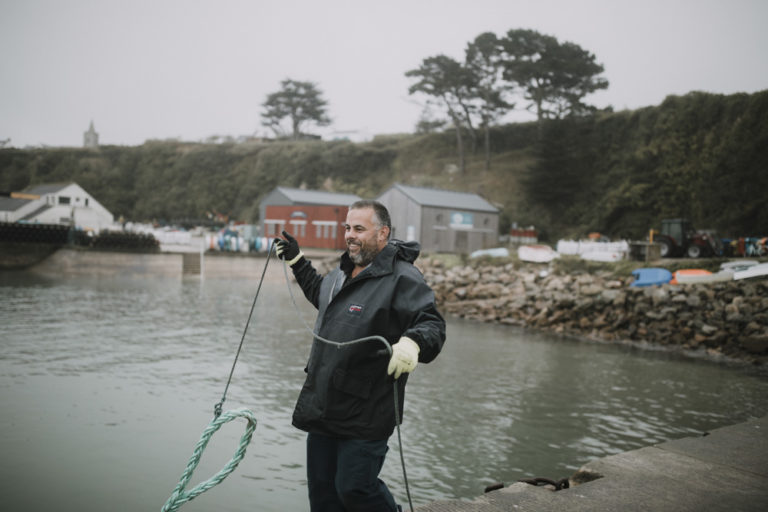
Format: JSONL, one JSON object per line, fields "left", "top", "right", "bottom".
{"left": 0, "top": 222, "right": 159, "bottom": 251}
{"left": 526, "top": 90, "right": 768, "bottom": 238}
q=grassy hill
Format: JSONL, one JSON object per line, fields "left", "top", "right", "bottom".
{"left": 1, "top": 90, "right": 766, "bottom": 242}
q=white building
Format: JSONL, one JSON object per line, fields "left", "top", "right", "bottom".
{"left": 0, "top": 183, "right": 114, "bottom": 232}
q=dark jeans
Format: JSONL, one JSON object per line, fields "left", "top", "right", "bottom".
{"left": 306, "top": 433, "right": 398, "bottom": 512}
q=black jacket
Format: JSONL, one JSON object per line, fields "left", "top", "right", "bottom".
{"left": 290, "top": 240, "right": 446, "bottom": 439}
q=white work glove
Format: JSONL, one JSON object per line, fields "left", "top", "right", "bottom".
{"left": 387, "top": 336, "right": 420, "bottom": 379}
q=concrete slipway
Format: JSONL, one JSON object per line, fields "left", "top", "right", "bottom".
{"left": 416, "top": 415, "right": 768, "bottom": 512}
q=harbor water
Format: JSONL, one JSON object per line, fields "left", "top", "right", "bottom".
{"left": 1, "top": 269, "right": 767, "bottom": 511}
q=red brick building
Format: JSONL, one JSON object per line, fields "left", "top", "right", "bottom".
{"left": 260, "top": 187, "right": 362, "bottom": 250}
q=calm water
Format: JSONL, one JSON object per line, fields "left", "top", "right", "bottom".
{"left": 1, "top": 269, "right": 767, "bottom": 512}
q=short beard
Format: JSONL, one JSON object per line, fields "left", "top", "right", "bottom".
{"left": 349, "top": 243, "right": 379, "bottom": 267}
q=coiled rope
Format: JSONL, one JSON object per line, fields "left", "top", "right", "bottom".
{"left": 161, "top": 408, "right": 257, "bottom": 512}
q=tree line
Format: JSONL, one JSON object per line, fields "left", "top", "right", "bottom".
{"left": 406, "top": 29, "right": 608, "bottom": 172}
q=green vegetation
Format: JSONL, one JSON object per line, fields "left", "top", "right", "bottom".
{"left": 1, "top": 90, "right": 766, "bottom": 241}
{"left": 526, "top": 90, "right": 768, "bottom": 239}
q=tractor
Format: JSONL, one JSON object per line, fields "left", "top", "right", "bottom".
{"left": 653, "top": 218, "right": 722, "bottom": 258}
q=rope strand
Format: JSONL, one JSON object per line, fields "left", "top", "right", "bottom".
{"left": 214, "top": 244, "right": 274, "bottom": 417}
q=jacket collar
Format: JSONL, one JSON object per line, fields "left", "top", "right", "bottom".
{"left": 340, "top": 242, "right": 397, "bottom": 279}
{"left": 339, "top": 239, "right": 421, "bottom": 278}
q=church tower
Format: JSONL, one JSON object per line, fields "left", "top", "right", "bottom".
{"left": 83, "top": 120, "right": 99, "bottom": 148}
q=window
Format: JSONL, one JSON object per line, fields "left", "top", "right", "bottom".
{"left": 289, "top": 220, "right": 306, "bottom": 237}
{"left": 58, "top": 196, "right": 71, "bottom": 205}
{"left": 264, "top": 221, "right": 281, "bottom": 236}
{"left": 313, "top": 221, "right": 337, "bottom": 239}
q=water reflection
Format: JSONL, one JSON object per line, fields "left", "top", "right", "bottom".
{"left": 1, "top": 271, "right": 766, "bottom": 511}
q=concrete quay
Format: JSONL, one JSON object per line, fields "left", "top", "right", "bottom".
{"left": 416, "top": 415, "right": 768, "bottom": 512}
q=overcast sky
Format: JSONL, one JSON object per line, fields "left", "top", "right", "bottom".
{"left": 1, "top": 0, "right": 766, "bottom": 148}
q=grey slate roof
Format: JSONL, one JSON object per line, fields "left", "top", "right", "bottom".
{"left": 0, "top": 196, "right": 31, "bottom": 212}
{"left": 388, "top": 183, "right": 498, "bottom": 212}
{"left": 1, "top": 183, "right": 73, "bottom": 212}
{"left": 276, "top": 187, "right": 361, "bottom": 206}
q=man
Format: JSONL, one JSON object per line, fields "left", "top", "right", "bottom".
{"left": 274, "top": 200, "right": 446, "bottom": 512}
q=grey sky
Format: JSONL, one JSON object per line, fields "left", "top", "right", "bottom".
{"left": 1, "top": 0, "right": 766, "bottom": 148}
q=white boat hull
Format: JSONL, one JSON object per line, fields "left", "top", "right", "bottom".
{"left": 518, "top": 245, "right": 558, "bottom": 263}
{"left": 733, "top": 263, "right": 768, "bottom": 280}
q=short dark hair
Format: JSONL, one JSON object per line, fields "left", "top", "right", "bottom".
{"left": 349, "top": 200, "right": 391, "bottom": 237}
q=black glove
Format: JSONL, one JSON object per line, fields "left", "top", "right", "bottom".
{"left": 274, "top": 230, "right": 303, "bottom": 265}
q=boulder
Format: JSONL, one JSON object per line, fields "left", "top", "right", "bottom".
{"left": 741, "top": 335, "right": 768, "bottom": 354}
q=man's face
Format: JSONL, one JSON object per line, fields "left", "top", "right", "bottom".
{"left": 344, "top": 207, "right": 389, "bottom": 266}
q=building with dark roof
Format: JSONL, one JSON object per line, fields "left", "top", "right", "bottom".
{"left": 0, "top": 183, "right": 114, "bottom": 231}
{"left": 259, "top": 187, "right": 362, "bottom": 250}
{"left": 376, "top": 183, "right": 499, "bottom": 253}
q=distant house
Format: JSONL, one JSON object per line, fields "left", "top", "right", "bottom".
{"left": 0, "top": 183, "right": 114, "bottom": 232}
{"left": 260, "top": 187, "right": 362, "bottom": 250}
{"left": 376, "top": 183, "right": 499, "bottom": 254}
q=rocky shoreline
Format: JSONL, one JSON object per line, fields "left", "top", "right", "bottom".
{"left": 416, "top": 257, "right": 768, "bottom": 367}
